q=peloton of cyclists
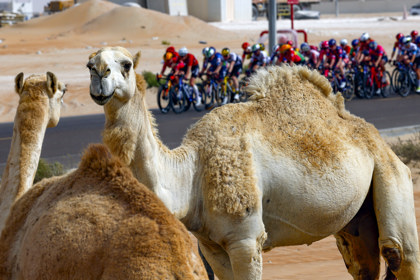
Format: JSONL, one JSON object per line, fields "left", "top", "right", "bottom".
{"left": 221, "top": 47, "right": 243, "bottom": 101}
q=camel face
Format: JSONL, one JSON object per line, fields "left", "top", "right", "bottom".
{"left": 87, "top": 47, "right": 137, "bottom": 106}
{"left": 15, "top": 72, "right": 66, "bottom": 128}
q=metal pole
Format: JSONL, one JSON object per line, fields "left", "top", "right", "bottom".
{"left": 335, "top": 0, "right": 339, "bottom": 17}
{"left": 268, "top": 0, "right": 277, "bottom": 56}
{"left": 290, "top": 4, "right": 294, "bottom": 30}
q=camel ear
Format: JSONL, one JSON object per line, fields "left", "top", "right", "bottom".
{"left": 133, "top": 51, "right": 141, "bottom": 69}
{"left": 88, "top": 51, "right": 97, "bottom": 60}
{"left": 46, "top": 71, "right": 58, "bottom": 98}
{"left": 15, "top": 72, "right": 24, "bottom": 95}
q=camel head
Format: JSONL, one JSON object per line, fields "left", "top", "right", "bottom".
{"left": 87, "top": 46, "right": 141, "bottom": 106}
{"left": 14, "top": 72, "right": 66, "bottom": 128}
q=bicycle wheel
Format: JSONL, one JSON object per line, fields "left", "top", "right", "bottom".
{"left": 170, "top": 87, "right": 186, "bottom": 114}
{"left": 353, "top": 72, "right": 364, "bottom": 99}
{"left": 157, "top": 85, "right": 171, "bottom": 114}
{"left": 182, "top": 86, "right": 192, "bottom": 112}
{"left": 341, "top": 73, "right": 354, "bottom": 101}
{"left": 238, "top": 79, "right": 249, "bottom": 102}
{"left": 197, "top": 83, "right": 213, "bottom": 108}
{"left": 391, "top": 67, "right": 399, "bottom": 93}
{"left": 363, "top": 73, "right": 374, "bottom": 99}
{"left": 396, "top": 71, "right": 411, "bottom": 97}
{"left": 380, "top": 71, "right": 392, "bottom": 98}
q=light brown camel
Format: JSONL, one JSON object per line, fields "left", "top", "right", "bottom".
{"left": 0, "top": 144, "right": 208, "bottom": 279}
{"left": 0, "top": 72, "right": 66, "bottom": 234}
{"left": 87, "top": 46, "right": 420, "bottom": 280}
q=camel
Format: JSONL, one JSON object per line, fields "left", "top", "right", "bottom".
{"left": 0, "top": 144, "right": 208, "bottom": 279}
{"left": 0, "top": 72, "right": 66, "bottom": 235}
{"left": 87, "top": 46, "right": 420, "bottom": 280}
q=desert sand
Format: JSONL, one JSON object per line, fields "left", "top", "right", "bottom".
{"left": 1, "top": 0, "right": 420, "bottom": 279}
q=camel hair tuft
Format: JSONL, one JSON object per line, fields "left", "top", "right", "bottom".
{"left": 87, "top": 46, "right": 420, "bottom": 280}
{"left": 0, "top": 144, "right": 208, "bottom": 279}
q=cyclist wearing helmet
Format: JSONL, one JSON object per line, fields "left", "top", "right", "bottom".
{"left": 241, "top": 42, "right": 252, "bottom": 62}
{"left": 175, "top": 47, "right": 201, "bottom": 104}
{"left": 357, "top": 32, "right": 373, "bottom": 62}
{"left": 400, "top": 36, "right": 420, "bottom": 92}
{"left": 340, "top": 39, "right": 351, "bottom": 56}
{"left": 247, "top": 43, "right": 269, "bottom": 76}
{"left": 391, "top": 33, "right": 405, "bottom": 62}
{"left": 276, "top": 44, "right": 303, "bottom": 66}
{"left": 159, "top": 46, "right": 179, "bottom": 77}
{"left": 300, "top": 42, "right": 319, "bottom": 69}
{"left": 349, "top": 39, "right": 360, "bottom": 62}
{"left": 221, "top": 47, "right": 243, "bottom": 100}
{"left": 411, "top": 30, "right": 419, "bottom": 42}
{"left": 366, "top": 41, "right": 388, "bottom": 73}
{"left": 201, "top": 47, "right": 226, "bottom": 83}
{"left": 316, "top": 40, "right": 332, "bottom": 70}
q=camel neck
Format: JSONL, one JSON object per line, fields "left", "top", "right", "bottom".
{"left": 103, "top": 89, "right": 197, "bottom": 219}
{"left": 0, "top": 103, "right": 48, "bottom": 234}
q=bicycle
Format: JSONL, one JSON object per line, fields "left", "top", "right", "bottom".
{"left": 369, "top": 64, "right": 392, "bottom": 98}
{"left": 175, "top": 74, "right": 206, "bottom": 112}
{"left": 215, "top": 76, "right": 233, "bottom": 106}
{"left": 197, "top": 73, "right": 221, "bottom": 109}
{"left": 393, "top": 62, "right": 417, "bottom": 97}
{"left": 156, "top": 74, "right": 186, "bottom": 114}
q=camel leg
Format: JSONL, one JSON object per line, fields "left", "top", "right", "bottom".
{"left": 373, "top": 161, "right": 420, "bottom": 279}
{"left": 225, "top": 231, "right": 267, "bottom": 280}
{"left": 334, "top": 189, "right": 381, "bottom": 280}
{"left": 197, "top": 240, "right": 234, "bottom": 280}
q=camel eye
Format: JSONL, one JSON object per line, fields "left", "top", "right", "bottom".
{"left": 122, "top": 61, "right": 132, "bottom": 71}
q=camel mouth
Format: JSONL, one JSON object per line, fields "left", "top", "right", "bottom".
{"left": 90, "top": 92, "right": 114, "bottom": 106}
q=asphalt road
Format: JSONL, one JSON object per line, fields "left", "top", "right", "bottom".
{"left": 1, "top": 93, "right": 420, "bottom": 172}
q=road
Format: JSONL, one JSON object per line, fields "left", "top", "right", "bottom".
{"left": 1, "top": 93, "right": 420, "bottom": 172}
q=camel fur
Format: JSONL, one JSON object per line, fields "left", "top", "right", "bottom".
{"left": 87, "top": 46, "right": 420, "bottom": 280}
{"left": 0, "top": 144, "right": 208, "bottom": 279}
{"left": 0, "top": 72, "right": 66, "bottom": 235}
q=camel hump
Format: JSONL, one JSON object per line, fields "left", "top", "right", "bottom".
{"left": 246, "top": 65, "right": 336, "bottom": 102}
{"left": 78, "top": 143, "right": 122, "bottom": 175}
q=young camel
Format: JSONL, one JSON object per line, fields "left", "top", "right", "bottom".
{"left": 0, "top": 72, "right": 66, "bottom": 235}
{"left": 87, "top": 46, "right": 420, "bottom": 280}
{"left": 0, "top": 144, "right": 208, "bottom": 279}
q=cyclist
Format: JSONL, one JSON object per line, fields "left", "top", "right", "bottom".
{"left": 221, "top": 47, "right": 243, "bottom": 101}
{"left": 201, "top": 46, "right": 209, "bottom": 70}
{"left": 390, "top": 33, "right": 405, "bottom": 63}
{"left": 247, "top": 43, "right": 269, "bottom": 76}
{"left": 316, "top": 40, "right": 333, "bottom": 72}
{"left": 158, "top": 46, "right": 179, "bottom": 77}
{"left": 241, "top": 42, "right": 252, "bottom": 63}
{"left": 349, "top": 39, "right": 360, "bottom": 63}
{"left": 201, "top": 47, "right": 228, "bottom": 103}
{"left": 340, "top": 39, "right": 351, "bottom": 56}
{"left": 367, "top": 41, "right": 388, "bottom": 78}
{"left": 328, "top": 38, "right": 347, "bottom": 87}
{"left": 300, "top": 42, "right": 319, "bottom": 69}
{"left": 357, "top": 32, "right": 372, "bottom": 63}
{"left": 175, "top": 47, "right": 201, "bottom": 105}
{"left": 277, "top": 44, "right": 304, "bottom": 66}
{"left": 411, "top": 30, "right": 419, "bottom": 42}
{"left": 400, "top": 36, "right": 420, "bottom": 92}
{"left": 270, "top": 44, "right": 281, "bottom": 65}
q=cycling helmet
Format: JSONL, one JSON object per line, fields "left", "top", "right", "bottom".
{"left": 340, "top": 39, "right": 348, "bottom": 46}
{"left": 242, "top": 42, "right": 250, "bottom": 50}
{"left": 178, "top": 47, "right": 188, "bottom": 57}
{"left": 251, "top": 43, "right": 261, "bottom": 52}
{"left": 202, "top": 47, "right": 209, "bottom": 55}
{"left": 221, "top": 47, "right": 230, "bottom": 56}
{"left": 351, "top": 39, "right": 359, "bottom": 47}
{"left": 272, "top": 44, "right": 280, "bottom": 53}
{"left": 411, "top": 30, "right": 419, "bottom": 38}
{"left": 321, "top": 40, "right": 329, "bottom": 49}
{"left": 360, "top": 32, "right": 370, "bottom": 42}
{"left": 328, "top": 38, "right": 336, "bottom": 47}
{"left": 368, "top": 41, "right": 378, "bottom": 50}
{"left": 396, "top": 32, "right": 404, "bottom": 40}
{"left": 205, "top": 47, "right": 215, "bottom": 58}
{"left": 300, "top": 42, "right": 310, "bottom": 52}
{"left": 166, "top": 46, "right": 175, "bottom": 53}
{"left": 259, "top": 43, "right": 265, "bottom": 50}
{"left": 164, "top": 52, "right": 173, "bottom": 61}
{"left": 286, "top": 40, "right": 294, "bottom": 47}
{"left": 280, "top": 44, "right": 292, "bottom": 54}
{"left": 402, "top": 36, "right": 412, "bottom": 45}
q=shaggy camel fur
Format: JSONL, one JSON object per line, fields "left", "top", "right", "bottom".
{"left": 88, "top": 46, "right": 420, "bottom": 280}
{"left": 0, "top": 144, "right": 208, "bottom": 279}
{"left": 0, "top": 72, "right": 66, "bottom": 235}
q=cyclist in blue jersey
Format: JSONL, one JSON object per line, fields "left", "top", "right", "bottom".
{"left": 201, "top": 47, "right": 226, "bottom": 82}
{"left": 401, "top": 36, "right": 420, "bottom": 92}
{"left": 221, "top": 47, "right": 243, "bottom": 101}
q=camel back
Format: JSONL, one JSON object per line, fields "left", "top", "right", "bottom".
{"left": 184, "top": 65, "right": 388, "bottom": 216}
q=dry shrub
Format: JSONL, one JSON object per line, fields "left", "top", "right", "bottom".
{"left": 390, "top": 133, "right": 420, "bottom": 164}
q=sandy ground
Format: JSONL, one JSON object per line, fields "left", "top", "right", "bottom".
{"left": 2, "top": 1, "right": 420, "bottom": 278}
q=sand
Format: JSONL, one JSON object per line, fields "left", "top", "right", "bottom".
{"left": 1, "top": 1, "right": 420, "bottom": 278}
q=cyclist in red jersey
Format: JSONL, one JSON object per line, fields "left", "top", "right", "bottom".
{"left": 366, "top": 41, "right": 388, "bottom": 72}
{"left": 340, "top": 39, "right": 351, "bottom": 56}
{"left": 411, "top": 30, "right": 419, "bottom": 42}
{"left": 159, "top": 46, "right": 179, "bottom": 77}
{"left": 357, "top": 32, "right": 373, "bottom": 63}
{"left": 316, "top": 40, "right": 334, "bottom": 70}
{"left": 391, "top": 33, "right": 404, "bottom": 62}
{"left": 175, "top": 47, "right": 201, "bottom": 105}
{"left": 277, "top": 44, "right": 303, "bottom": 65}
{"left": 241, "top": 42, "right": 252, "bottom": 63}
